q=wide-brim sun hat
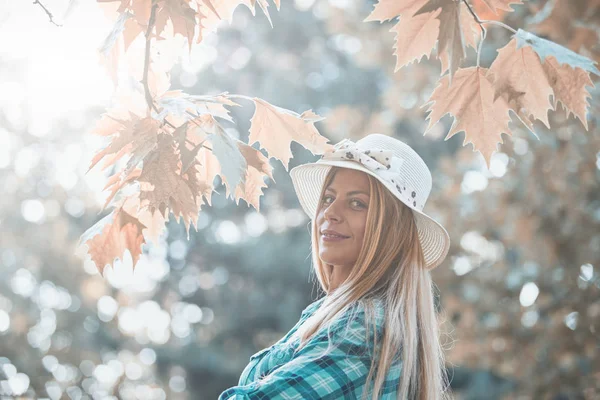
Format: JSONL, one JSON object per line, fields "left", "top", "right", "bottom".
{"left": 289, "top": 133, "right": 450, "bottom": 270}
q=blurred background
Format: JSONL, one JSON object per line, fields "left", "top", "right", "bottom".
{"left": 0, "top": 0, "right": 599, "bottom": 399}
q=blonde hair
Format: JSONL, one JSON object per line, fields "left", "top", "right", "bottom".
{"left": 294, "top": 167, "right": 452, "bottom": 400}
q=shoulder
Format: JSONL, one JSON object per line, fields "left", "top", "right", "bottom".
{"left": 300, "top": 296, "right": 326, "bottom": 319}
{"left": 303, "top": 297, "right": 386, "bottom": 351}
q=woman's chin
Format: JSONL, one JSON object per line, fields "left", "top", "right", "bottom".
{"left": 319, "top": 252, "right": 345, "bottom": 266}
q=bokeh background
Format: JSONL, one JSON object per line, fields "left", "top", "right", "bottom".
{"left": 0, "top": 0, "right": 599, "bottom": 399}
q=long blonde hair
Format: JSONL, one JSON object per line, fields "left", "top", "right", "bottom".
{"left": 295, "top": 167, "right": 452, "bottom": 400}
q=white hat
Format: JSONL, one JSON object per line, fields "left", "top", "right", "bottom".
{"left": 289, "top": 133, "right": 450, "bottom": 270}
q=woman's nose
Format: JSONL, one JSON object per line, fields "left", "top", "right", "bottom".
{"left": 323, "top": 200, "right": 342, "bottom": 222}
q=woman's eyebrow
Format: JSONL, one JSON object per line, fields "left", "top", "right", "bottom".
{"left": 325, "top": 188, "right": 370, "bottom": 196}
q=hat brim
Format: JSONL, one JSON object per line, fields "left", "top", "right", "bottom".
{"left": 290, "top": 160, "right": 450, "bottom": 270}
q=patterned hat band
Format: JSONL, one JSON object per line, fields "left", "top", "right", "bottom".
{"left": 322, "top": 138, "right": 422, "bottom": 210}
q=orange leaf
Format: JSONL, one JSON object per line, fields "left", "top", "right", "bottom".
{"left": 138, "top": 138, "right": 203, "bottom": 236}
{"left": 422, "top": 66, "right": 514, "bottom": 168}
{"left": 248, "top": 98, "right": 332, "bottom": 170}
{"left": 364, "top": 0, "right": 428, "bottom": 23}
{"left": 80, "top": 206, "right": 146, "bottom": 275}
{"left": 488, "top": 37, "right": 555, "bottom": 130}
{"left": 415, "top": 0, "right": 466, "bottom": 84}
{"left": 389, "top": 7, "right": 441, "bottom": 71}
{"left": 231, "top": 141, "right": 275, "bottom": 211}
{"left": 477, "top": 0, "right": 522, "bottom": 16}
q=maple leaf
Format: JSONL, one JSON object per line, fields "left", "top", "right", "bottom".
{"left": 248, "top": 98, "right": 332, "bottom": 170}
{"left": 208, "top": 122, "right": 247, "bottom": 193}
{"left": 196, "top": 0, "right": 247, "bottom": 42}
{"left": 137, "top": 206, "right": 169, "bottom": 243}
{"left": 365, "top": 1, "right": 478, "bottom": 75}
{"left": 154, "top": 0, "right": 198, "bottom": 52}
{"left": 231, "top": 141, "right": 274, "bottom": 211}
{"left": 138, "top": 136, "right": 204, "bottom": 235}
{"left": 488, "top": 37, "right": 555, "bottom": 130}
{"left": 414, "top": 0, "right": 466, "bottom": 84}
{"left": 542, "top": 56, "right": 595, "bottom": 130}
{"left": 79, "top": 204, "right": 146, "bottom": 275}
{"left": 154, "top": 90, "right": 241, "bottom": 124}
{"left": 195, "top": 146, "right": 221, "bottom": 206}
{"left": 515, "top": 30, "right": 599, "bottom": 130}
{"left": 88, "top": 113, "right": 161, "bottom": 172}
{"left": 363, "top": 0, "right": 429, "bottom": 23}
{"left": 422, "top": 66, "right": 515, "bottom": 168}
{"left": 478, "top": 0, "right": 523, "bottom": 15}
{"left": 389, "top": 8, "right": 441, "bottom": 70}
{"left": 102, "top": 167, "right": 142, "bottom": 210}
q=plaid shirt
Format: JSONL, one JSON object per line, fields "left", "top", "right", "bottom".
{"left": 218, "top": 297, "right": 403, "bottom": 399}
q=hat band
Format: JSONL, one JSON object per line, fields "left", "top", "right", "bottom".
{"left": 320, "top": 139, "right": 421, "bottom": 208}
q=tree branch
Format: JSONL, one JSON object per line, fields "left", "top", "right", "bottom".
{"left": 33, "top": 0, "right": 62, "bottom": 26}
{"left": 141, "top": 0, "right": 159, "bottom": 114}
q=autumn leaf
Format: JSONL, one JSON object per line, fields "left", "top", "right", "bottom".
{"left": 231, "top": 141, "right": 275, "bottom": 211}
{"left": 422, "top": 66, "right": 514, "bottom": 168}
{"left": 363, "top": 0, "right": 428, "bottom": 23}
{"left": 102, "top": 167, "right": 142, "bottom": 210}
{"left": 365, "top": 1, "right": 478, "bottom": 75}
{"left": 415, "top": 0, "right": 466, "bottom": 84}
{"left": 389, "top": 8, "right": 441, "bottom": 70}
{"left": 137, "top": 206, "right": 169, "bottom": 243}
{"left": 154, "top": 90, "right": 241, "bottom": 124}
{"left": 248, "top": 98, "right": 332, "bottom": 170}
{"left": 88, "top": 113, "right": 161, "bottom": 172}
{"left": 208, "top": 123, "right": 247, "bottom": 193}
{"left": 478, "top": 0, "right": 523, "bottom": 15}
{"left": 487, "top": 37, "right": 555, "bottom": 131}
{"left": 154, "top": 0, "right": 198, "bottom": 52}
{"left": 542, "top": 56, "right": 595, "bottom": 130}
{"left": 138, "top": 136, "right": 205, "bottom": 235}
{"left": 78, "top": 204, "right": 146, "bottom": 275}
{"left": 515, "top": 29, "right": 600, "bottom": 76}
{"left": 489, "top": 29, "right": 599, "bottom": 131}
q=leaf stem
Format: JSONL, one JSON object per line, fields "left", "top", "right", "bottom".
{"left": 33, "top": 0, "right": 62, "bottom": 26}
{"left": 141, "top": 0, "right": 159, "bottom": 115}
{"left": 462, "top": 0, "right": 517, "bottom": 34}
{"left": 462, "top": 0, "right": 517, "bottom": 67}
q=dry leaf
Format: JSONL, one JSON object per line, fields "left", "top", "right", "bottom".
{"left": 79, "top": 204, "right": 146, "bottom": 275}
{"left": 390, "top": 8, "right": 441, "bottom": 71}
{"left": 488, "top": 37, "right": 555, "bottom": 130}
{"left": 208, "top": 122, "right": 247, "bottom": 192}
{"left": 248, "top": 98, "right": 332, "bottom": 170}
{"left": 415, "top": 0, "right": 466, "bottom": 84}
{"left": 515, "top": 29, "right": 599, "bottom": 129}
{"left": 363, "top": 0, "right": 428, "bottom": 23}
{"left": 478, "top": 0, "right": 523, "bottom": 15}
{"left": 422, "top": 66, "right": 514, "bottom": 168}
{"left": 232, "top": 141, "right": 274, "bottom": 211}
{"left": 138, "top": 137, "right": 204, "bottom": 235}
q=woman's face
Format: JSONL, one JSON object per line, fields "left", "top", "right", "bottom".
{"left": 316, "top": 168, "right": 371, "bottom": 269}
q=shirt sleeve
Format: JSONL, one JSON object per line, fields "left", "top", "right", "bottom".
{"left": 218, "top": 307, "right": 381, "bottom": 400}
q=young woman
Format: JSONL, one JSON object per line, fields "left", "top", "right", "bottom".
{"left": 219, "top": 133, "right": 452, "bottom": 400}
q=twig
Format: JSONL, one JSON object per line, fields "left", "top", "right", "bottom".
{"left": 141, "top": 0, "right": 159, "bottom": 114}
{"left": 33, "top": 0, "right": 62, "bottom": 26}
{"left": 462, "top": 0, "right": 517, "bottom": 66}
{"left": 462, "top": 0, "right": 517, "bottom": 34}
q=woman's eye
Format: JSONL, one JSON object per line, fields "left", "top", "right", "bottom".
{"left": 321, "top": 196, "right": 365, "bottom": 209}
{"left": 351, "top": 199, "right": 366, "bottom": 208}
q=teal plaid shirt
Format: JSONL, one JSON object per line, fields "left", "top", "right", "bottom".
{"left": 218, "top": 297, "right": 403, "bottom": 399}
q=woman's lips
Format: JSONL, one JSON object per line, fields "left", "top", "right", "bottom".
{"left": 321, "top": 234, "right": 349, "bottom": 242}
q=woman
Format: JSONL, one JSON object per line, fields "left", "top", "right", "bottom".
{"left": 219, "top": 133, "right": 452, "bottom": 399}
